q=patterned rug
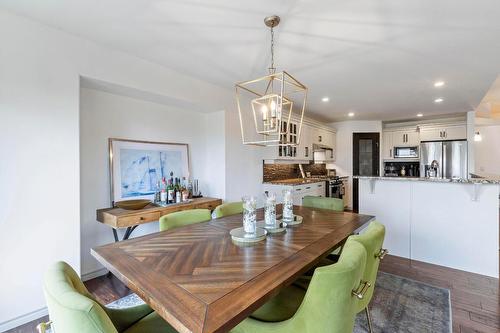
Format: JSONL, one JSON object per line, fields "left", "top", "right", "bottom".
{"left": 107, "top": 272, "right": 451, "bottom": 333}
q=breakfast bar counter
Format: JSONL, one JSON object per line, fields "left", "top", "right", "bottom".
{"left": 356, "top": 177, "right": 499, "bottom": 278}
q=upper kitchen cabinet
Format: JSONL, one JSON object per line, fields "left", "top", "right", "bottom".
{"left": 299, "top": 124, "right": 313, "bottom": 160}
{"left": 263, "top": 119, "right": 335, "bottom": 163}
{"left": 312, "top": 127, "right": 335, "bottom": 147}
{"left": 391, "top": 128, "right": 420, "bottom": 147}
{"left": 419, "top": 123, "right": 466, "bottom": 141}
{"left": 382, "top": 131, "right": 394, "bottom": 159}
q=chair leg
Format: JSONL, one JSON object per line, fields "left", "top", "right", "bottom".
{"left": 365, "top": 307, "right": 373, "bottom": 333}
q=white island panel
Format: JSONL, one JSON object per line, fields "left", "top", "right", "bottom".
{"left": 411, "top": 182, "right": 499, "bottom": 277}
{"left": 359, "top": 178, "right": 499, "bottom": 277}
{"left": 359, "top": 180, "right": 411, "bottom": 258}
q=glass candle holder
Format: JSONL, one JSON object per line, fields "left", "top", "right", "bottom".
{"left": 242, "top": 196, "right": 257, "bottom": 234}
{"left": 282, "top": 189, "right": 294, "bottom": 222}
{"left": 264, "top": 193, "right": 277, "bottom": 228}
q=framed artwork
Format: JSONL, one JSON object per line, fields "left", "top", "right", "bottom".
{"left": 109, "top": 138, "right": 190, "bottom": 204}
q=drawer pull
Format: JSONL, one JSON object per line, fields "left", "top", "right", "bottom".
{"left": 140, "top": 217, "right": 145, "bottom": 221}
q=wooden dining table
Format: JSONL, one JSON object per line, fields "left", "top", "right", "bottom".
{"left": 91, "top": 205, "right": 374, "bottom": 333}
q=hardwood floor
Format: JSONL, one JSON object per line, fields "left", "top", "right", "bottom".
{"left": 6, "top": 255, "right": 499, "bottom": 333}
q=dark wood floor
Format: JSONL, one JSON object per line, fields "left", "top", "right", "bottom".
{"left": 6, "top": 255, "right": 499, "bottom": 333}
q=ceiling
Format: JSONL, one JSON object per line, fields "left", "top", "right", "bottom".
{"left": 3, "top": 0, "right": 500, "bottom": 122}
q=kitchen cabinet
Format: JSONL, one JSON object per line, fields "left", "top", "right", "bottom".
{"left": 419, "top": 124, "right": 466, "bottom": 141}
{"left": 263, "top": 122, "right": 336, "bottom": 162}
{"left": 299, "top": 124, "right": 313, "bottom": 160}
{"left": 391, "top": 129, "right": 419, "bottom": 147}
{"left": 382, "top": 131, "right": 394, "bottom": 159}
{"left": 262, "top": 181, "right": 326, "bottom": 206}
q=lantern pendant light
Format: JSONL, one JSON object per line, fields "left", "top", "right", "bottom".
{"left": 235, "top": 15, "right": 308, "bottom": 146}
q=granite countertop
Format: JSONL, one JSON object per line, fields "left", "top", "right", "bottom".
{"left": 263, "top": 175, "right": 349, "bottom": 185}
{"left": 263, "top": 177, "right": 328, "bottom": 185}
{"left": 353, "top": 175, "right": 500, "bottom": 184}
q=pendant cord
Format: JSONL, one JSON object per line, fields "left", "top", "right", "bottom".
{"left": 269, "top": 26, "right": 276, "bottom": 74}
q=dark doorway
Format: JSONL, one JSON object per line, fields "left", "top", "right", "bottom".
{"left": 352, "top": 133, "right": 380, "bottom": 212}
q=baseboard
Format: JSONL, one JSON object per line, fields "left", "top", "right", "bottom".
{"left": 82, "top": 267, "right": 108, "bottom": 281}
{"left": 0, "top": 307, "right": 48, "bottom": 333}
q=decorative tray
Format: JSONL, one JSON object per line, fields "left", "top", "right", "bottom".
{"left": 230, "top": 227, "right": 267, "bottom": 243}
{"left": 279, "top": 214, "right": 303, "bottom": 226}
{"left": 257, "top": 220, "right": 286, "bottom": 234}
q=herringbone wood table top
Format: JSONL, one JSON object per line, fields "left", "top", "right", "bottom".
{"left": 92, "top": 205, "right": 374, "bottom": 333}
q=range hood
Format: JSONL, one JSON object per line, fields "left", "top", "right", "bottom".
{"left": 313, "top": 143, "right": 334, "bottom": 163}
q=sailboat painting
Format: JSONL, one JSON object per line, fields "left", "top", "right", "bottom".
{"left": 109, "top": 139, "right": 189, "bottom": 203}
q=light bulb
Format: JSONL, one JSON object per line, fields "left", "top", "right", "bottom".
{"left": 261, "top": 105, "right": 269, "bottom": 121}
{"left": 270, "top": 100, "right": 276, "bottom": 111}
{"left": 474, "top": 132, "right": 482, "bottom": 142}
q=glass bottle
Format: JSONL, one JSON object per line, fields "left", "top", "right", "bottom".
{"left": 242, "top": 196, "right": 257, "bottom": 234}
{"left": 282, "top": 189, "right": 294, "bottom": 223}
{"left": 264, "top": 193, "right": 277, "bottom": 228}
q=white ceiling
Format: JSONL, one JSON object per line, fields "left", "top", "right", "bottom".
{"left": 3, "top": 0, "right": 500, "bottom": 122}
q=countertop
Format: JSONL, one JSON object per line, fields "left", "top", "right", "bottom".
{"left": 353, "top": 175, "right": 500, "bottom": 184}
{"left": 263, "top": 176, "right": 349, "bottom": 186}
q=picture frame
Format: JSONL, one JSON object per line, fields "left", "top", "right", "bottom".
{"left": 109, "top": 138, "right": 190, "bottom": 205}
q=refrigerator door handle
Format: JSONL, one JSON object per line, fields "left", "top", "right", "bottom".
{"left": 443, "top": 144, "right": 447, "bottom": 178}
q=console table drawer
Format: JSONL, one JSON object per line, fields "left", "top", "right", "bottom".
{"left": 118, "top": 211, "right": 161, "bottom": 227}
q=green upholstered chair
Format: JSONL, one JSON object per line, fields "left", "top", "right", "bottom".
{"left": 302, "top": 195, "right": 345, "bottom": 262}
{"left": 230, "top": 240, "right": 368, "bottom": 333}
{"left": 302, "top": 196, "right": 344, "bottom": 212}
{"left": 39, "top": 261, "right": 176, "bottom": 333}
{"left": 349, "top": 221, "right": 387, "bottom": 333}
{"left": 159, "top": 208, "right": 211, "bottom": 231}
{"left": 213, "top": 201, "right": 243, "bottom": 218}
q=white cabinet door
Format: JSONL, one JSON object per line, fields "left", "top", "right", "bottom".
{"left": 442, "top": 125, "right": 466, "bottom": 140}
{"left": 406, "top": 131, "right": 420, "bottom": 146}
{"left": 391, "top": 130, "right": 406, "bottom": 147}
{"left": 299, "top": 124, "right": 313, "bottom": 160}
{"left": 382, "top": 131, "right": 394, "bottom": 159}
{"left": 419, "top": 128, "right": 442, "bottom": 141}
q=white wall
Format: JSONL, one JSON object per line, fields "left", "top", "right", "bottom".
{"left": 0, "top": 9, "right": 232, "bottom": 330}
{"left": 328, "top": 121, "right": 383, "bottom": 208}
{"left": 80, "top": 88, "right": 225, "bottom": 278}
{"left": 474, "top": 124, "right": 500, "bottom": 175}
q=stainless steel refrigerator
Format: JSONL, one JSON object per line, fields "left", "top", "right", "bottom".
{"left": 420, "top": 140, "right": 468, "bottom": 179}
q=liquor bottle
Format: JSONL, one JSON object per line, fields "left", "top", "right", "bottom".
{"left": 181, "top": 177, "right": 189, "bottom": 201}
{"left": 167, "top": 178, "right": 174, "bottom": 204}
{"left": 154, "top": 180, "right": 161, "bottom": 204}
{"left": 175, "top": 178, "right": 182, "bottom": 203}
{"left": 160, "top": 177, "right": 167, "bottom": 204}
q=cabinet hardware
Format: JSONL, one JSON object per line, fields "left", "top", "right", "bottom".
{"left": 318, "top": 135, "right": 322, "bottom": 142}
{"left": 390, "top": 149, "right": 392, "bottom": 157}
{"left": 306, "top": 187, "right": 311, "bottom": 189}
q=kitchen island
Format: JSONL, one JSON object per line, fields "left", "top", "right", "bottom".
{"left": 355, "top": 176, "right": 499, "bottom": 278}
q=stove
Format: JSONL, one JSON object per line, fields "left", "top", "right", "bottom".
{"left": 328, "top": 176, "right": 346, "bottom": 199}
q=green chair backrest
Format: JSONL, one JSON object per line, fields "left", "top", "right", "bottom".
{"left": 159, "top": 208, "right": 211, "bottom": 231}
{"left": 43, "top": 262, "right": 118, "bottom": 333}
{"left": 286, "top": 241, "right": 367, "bottom": 332}
{"left": 302, "top": 196, "right": 344, "bottom": 212}
{"left": 349, "top": 221, "right": 386, "bottom": 312}
{"left": 213, "top": 202, "right": 243, "bottom": 218}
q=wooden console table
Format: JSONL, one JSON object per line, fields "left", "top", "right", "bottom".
{"left": 96, "top": 197, "right": 222, "bottom": 242}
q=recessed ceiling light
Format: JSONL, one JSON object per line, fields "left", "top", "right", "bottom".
{"left": 434, "top": 98, "right": 444, "bottom": 103}
{"left": 348, "top": 112, "right": 355, "bottom": 117}
{"left": 434, "top": 81, "right": 445, "bottom": 87}
{"left": 417, "top": 113, "right": 423, "bottom": 117}
{"left": 321, "top": 97, "right": 330, "bottom": 102}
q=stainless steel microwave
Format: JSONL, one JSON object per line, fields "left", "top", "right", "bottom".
{"left": 394, "top": 146, "right": 419, "bottom": 158}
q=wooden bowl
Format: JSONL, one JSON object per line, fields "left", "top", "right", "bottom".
{"left": 115, "top": 199, "right": 151, "bottom": 210}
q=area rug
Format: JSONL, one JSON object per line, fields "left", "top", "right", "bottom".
{"left": 107, "top": 272, "right": 451, "bottom": 333}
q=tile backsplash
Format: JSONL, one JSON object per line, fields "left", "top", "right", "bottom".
{"left": 263, "top": 163, "right": 326, "bottom": 182}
